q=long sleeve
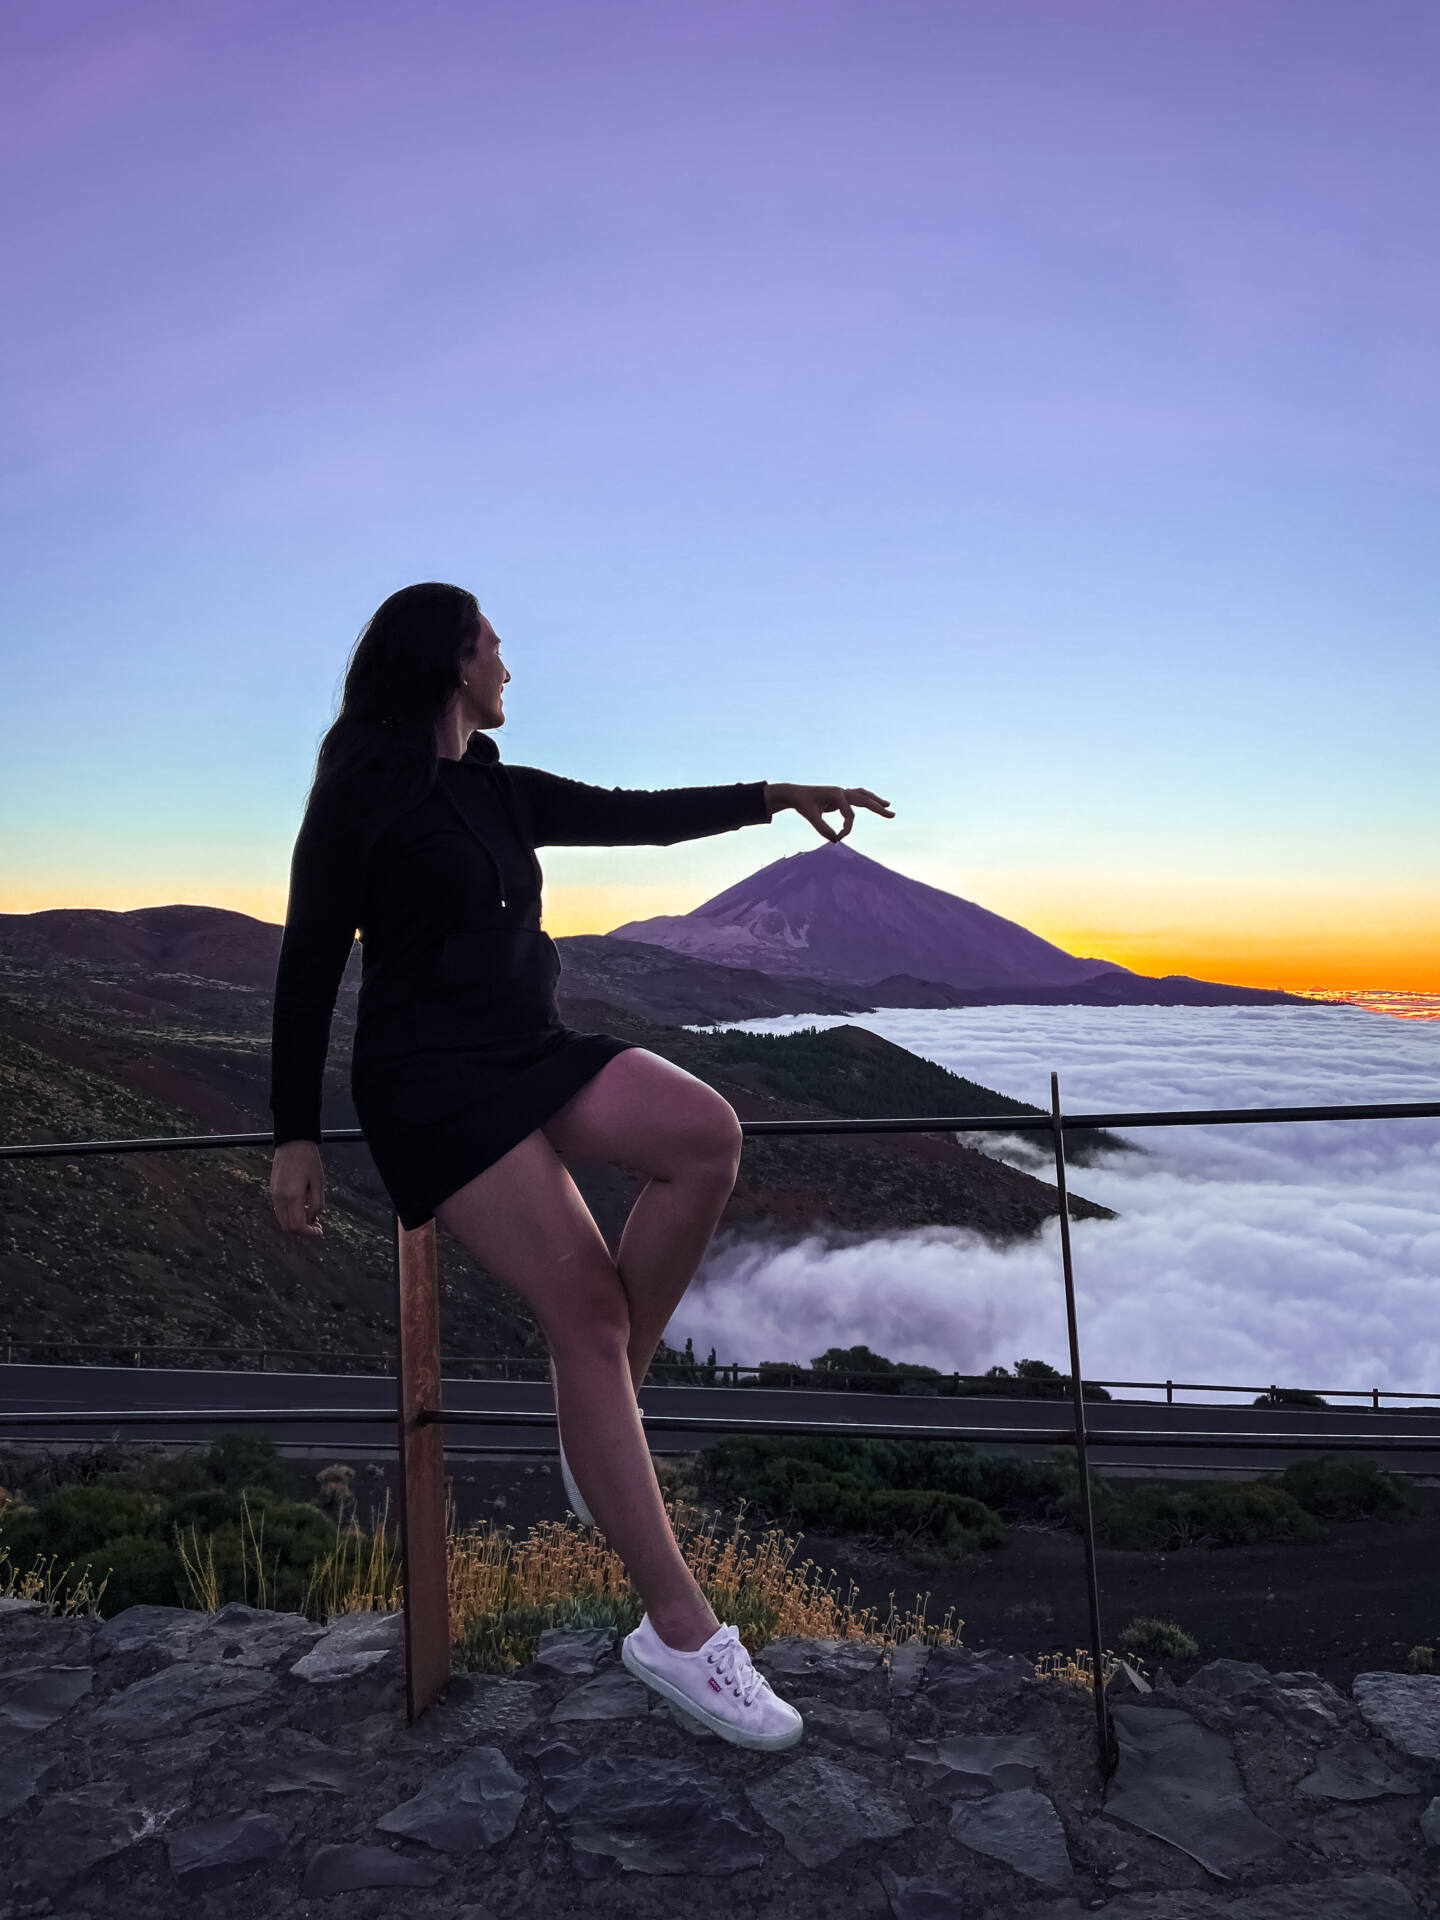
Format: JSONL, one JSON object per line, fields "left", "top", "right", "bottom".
{"left": 269, "top": 782, "right": 367, "bottom": 1145}
{"left": 507, "top": 768, "right": 772, "bottom": 848}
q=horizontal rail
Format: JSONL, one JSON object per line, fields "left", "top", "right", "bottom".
{"left": 3, "top": 1097, "right": 1438, "bottom": 1162}
{"left": 4, "top": 1348, "right": 1438, "bottom": 1407}
{"left": 3, "top": 1404, "right": 1440, "bottom": 1452}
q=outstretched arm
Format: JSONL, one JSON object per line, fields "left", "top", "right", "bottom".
{"left": 509, "top": 767, "right": 893, "bottom": 847}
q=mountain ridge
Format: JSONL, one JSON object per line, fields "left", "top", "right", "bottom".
{"left": 608, "top": 841, "right": 1311, "bottom": 1008}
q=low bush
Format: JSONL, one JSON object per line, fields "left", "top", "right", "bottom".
{"left": 697, "top": 1436, "right": 1014, "bottom": 1558}
{"left": 1092, "top": 1480, "right": 1322, "bottom": 1551}
{"left": 1118, "top": 1616, "right": 1200, "bottom": 1663}
{"left": 0, "top": 1435, "right": 338, "bottom": 1617}
{"left": 1278, "top": 1455, "right": 1412, "bottom": 1522}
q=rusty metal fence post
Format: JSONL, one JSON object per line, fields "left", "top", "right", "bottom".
{"left": 394, "top": 1214, "right": 450, "bottom": 1721}
{"left": 1050, "top": 1073, "right": 1117, "bottom": 1778}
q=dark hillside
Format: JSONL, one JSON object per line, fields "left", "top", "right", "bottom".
{"left": 0, "top": 908, "right": 1113, "bottom": 1361}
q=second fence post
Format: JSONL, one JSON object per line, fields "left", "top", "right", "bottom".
{"left": 395, "top": 1214, "right": 451, "bottom": 1722}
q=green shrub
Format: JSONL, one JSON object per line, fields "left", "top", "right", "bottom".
{"left": 964, "top": 1359, "right": 1112, "bottom": 1403}
{"left": 0, "top": 1484, "right": 160, "bottom": 1564}
{"left": 1252, "top": 1388, "right": 1328, "bottom": 1409}
{"left": 1279, "top": 1456, "right": 1411, "bottom": 1522}
{"left": 1118, "top": 1616, "right": 1200, "bottom": 1663}
{"left": 696, "top": 1436, "right": 1004, "bottom": 1557}
{"left": 1094, "top": 1480, "right": 1322, "bottom": 1551}
{"left": 0, "top": 1433, "right": 339, "bottom": 1617}
{"left": 94, "top": 1534, "right": 185, "bottom": 1612}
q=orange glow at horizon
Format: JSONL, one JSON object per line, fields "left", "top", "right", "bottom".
{"left": 3, "top": 868, "right": 1436, "bottom": 998}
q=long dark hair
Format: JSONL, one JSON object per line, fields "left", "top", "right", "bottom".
{"left": 310, "top": 582, "right": 482, "bottom": 815}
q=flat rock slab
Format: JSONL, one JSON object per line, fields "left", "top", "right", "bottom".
{"left": 440, "top": 1675, "right": 544, "bottom": 1738}
{"left": 534, "top": 1627, "right": 617, "bottom": 1676}
{"left": 922, "top": 1646, "right": 1032, "bottom": 1722}
{"left": 93, "top": 1604, "right": 205, "bottom": 1661}
{"left": 0, "top": 1612, "right": 97, "bottom": 1672}
{"left": 12, "top": 1783, "right": 153, "bottom": 1897}
{"left": 789, "top": 1696, "right": 892, "bottom": 1752}
{"left": 0, "top": 1747, "right": 62, "bottom": 1820}
{"left": 1036, "top": 1870, "right": 1417, "bottom": 1919}
{"left": 290, "top": 1611, "right": 402, "bottom": 1684}
{"left": 1353, "top": 1671, "right": 1440, "bottom": 1761}
{"left": 166, "top": 1811, "right": 287, "bottom": 1893}
{"left": 1106, "top": 1702, "right": 1286, "bottom": 1878}
{"left": 757, "top": 1636, "right": 887, "bottom": 1683}
{"left": 375, "top": 1746, "right": 527, "bottom": 1853}
{"left": 189, "top": 1603, "right": 323, "bottom": 1669}
{"left": 537, "top": 1739, "right": 765, "bottom": 1875}
{"left": 1187, "top": 1660, "right": 1342, "bottom": 1736}
{"left": 251, "top": 1749, "right": 368, "bottom": 1796}
{"left": 548, "top": 1669, "right": 650, "bottom": 1723}
{"left": 303, "top": 1843, "right": 445, "bottom": 1893}
{"left": 949, "top": 1786, "right": 1071, "bottom": 1888}
{"left": 1296, "top": 1736, "right": 1419, "bottom": 1801}
{"left": 879, "top": 1863, "right": 967, "bottom": 1919}
{"left": 907, "top": 1731, "right": 1048, "bottom": 1793}
{"left": 93, "top": 1660, "right": 278, "bottom": 1743}
{"left": 746, "top": 1752, "right": 911, "bottom": 1867}
{"left": 0, "top": 1664, "right": 93, "bottom": 1730}
{"left": 888, "top": 1640, "right": 931, "bottom": 1699}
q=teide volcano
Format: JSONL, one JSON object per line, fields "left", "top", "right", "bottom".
{"left": 608, "top": 842, "right": 1309, "bottom": 1007}
{"left": 609, "top": 842, "right": 1116, "bottom": 991}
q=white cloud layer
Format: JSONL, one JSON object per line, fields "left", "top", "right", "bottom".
{"left": 671, "top": 1005, "right": 1440, "bottom": 1403}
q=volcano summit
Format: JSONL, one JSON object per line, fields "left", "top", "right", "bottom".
{"left": 608, "top": 842, "right": 1306, "bottom": 1008}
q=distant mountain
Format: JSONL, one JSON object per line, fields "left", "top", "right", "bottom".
{"left": 609, "top": 842, "right": 1309, "bottom": 1008}
{"left": 611, "top": 843, "right": 1112, "bottom": 990}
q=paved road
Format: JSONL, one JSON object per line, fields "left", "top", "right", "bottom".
{"left": 3, "top": 1363, "right": 1439, "bottom": 1474}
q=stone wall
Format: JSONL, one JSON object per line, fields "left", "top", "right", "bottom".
{"left": 2, "top": 1596, "right": 1436, "bottom": 1917}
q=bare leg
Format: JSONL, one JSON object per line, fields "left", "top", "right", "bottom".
{"left": 542, "top": 1048, "right": 744, "bottom": 1394}
{"left": 434, "top": 1129, "right": 721, "bottom": 1651}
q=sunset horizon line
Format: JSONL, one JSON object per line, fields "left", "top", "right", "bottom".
{"left": 2, "top": 885, "right": 1436, "bottom": 1003}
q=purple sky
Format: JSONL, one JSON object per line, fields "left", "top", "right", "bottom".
{"left": 3, "top": 1, "right": 1437, "bottom": 986}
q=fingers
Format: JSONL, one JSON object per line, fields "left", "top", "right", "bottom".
{"left": 271, "top": 1178, "right": 324, "bottom": 1235}
{"left": 801, "top": 802, "right": 839, "bottom": 843}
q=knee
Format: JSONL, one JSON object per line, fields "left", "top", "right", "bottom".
{"left": 547, "top": 1255, "right": 631, "bottom": 1355}
{"left": 677, "top": 1100, "right": 745, "bottom": 1181}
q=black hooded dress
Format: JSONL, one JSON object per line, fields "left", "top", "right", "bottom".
{"left": 269, "top": 730, "right": 772, "bottom": 1229}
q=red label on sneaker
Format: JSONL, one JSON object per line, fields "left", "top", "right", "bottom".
{"left": 708, "top": 1677, "right": 722, "bottom": 1692}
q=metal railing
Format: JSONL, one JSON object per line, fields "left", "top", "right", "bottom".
{"left": 8, "top": 1338, "right": 1440, "bottom": 1411}
{"left": 2, "top": 1084, "right": 1438, "bottom": 1775}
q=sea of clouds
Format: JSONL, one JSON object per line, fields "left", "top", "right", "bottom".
{"left": 671, "top": 1003, "right": 1440, "bottom": 1403}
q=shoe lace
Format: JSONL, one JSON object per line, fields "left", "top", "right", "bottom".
{"left": 706, "top": 1626, "right": 764, "bottom": 1708}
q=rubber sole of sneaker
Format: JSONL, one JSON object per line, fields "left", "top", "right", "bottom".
{"left": 620, "top": 1636, "right": 804, "bottom": 1750}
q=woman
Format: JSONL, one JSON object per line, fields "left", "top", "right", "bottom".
{"left": 269, "top": 581, "right": 893, "bottom": 1751}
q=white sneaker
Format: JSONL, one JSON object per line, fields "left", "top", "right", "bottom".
{"left": 621, "top": 1613, "right": 804, "bottom": 1750}
{"left": 558, "top": 1433, "right": 596, "bottom": 1528}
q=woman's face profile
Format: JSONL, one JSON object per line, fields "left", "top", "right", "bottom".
{"left": 462, "top": 616, "right": 510, "bottom": 731}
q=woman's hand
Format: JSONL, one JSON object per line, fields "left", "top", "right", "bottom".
{"left": 271, "top": 1140, "right": 326, "bottom": 1234}
{"left": 763, "top": 782, "right": 894, "bottom": 843}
